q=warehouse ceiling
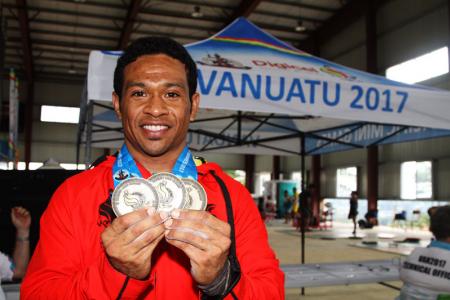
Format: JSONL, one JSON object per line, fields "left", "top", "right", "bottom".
{"left": 1, "top": 0, "right": 381, "bottom": 83}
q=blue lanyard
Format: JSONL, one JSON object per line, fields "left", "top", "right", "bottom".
{"left": 172, "top": 145, "right": 198, "bottom": 180}
{"left": 112, "top": 144, "right": 198, "bottom": 188}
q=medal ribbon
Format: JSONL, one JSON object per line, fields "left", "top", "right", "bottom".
{"left": 112, "top": 144, "right": 198, "bottom": 188}
{"left": 172, "top": 145, "right": 198, "bottom": 180}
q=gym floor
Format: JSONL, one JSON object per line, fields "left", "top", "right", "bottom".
{"left": 266, "top": 220, "right": 432, "bottom": 299}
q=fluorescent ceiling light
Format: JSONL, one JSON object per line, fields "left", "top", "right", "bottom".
{"left": 191, "top": 6, "right": 203, "bottom": 18}
{"left": 40, "top": 105, "right": 80, "bottom": 124}
{"left": 386, "top": 47, "right": 449, "bottom": 84}
{"left": 295, "top": 20, "right": 306, "bottom": 32}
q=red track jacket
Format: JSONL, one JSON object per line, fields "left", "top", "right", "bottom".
{"left": 21, "top": 157, "right": 284, "bottom": 299}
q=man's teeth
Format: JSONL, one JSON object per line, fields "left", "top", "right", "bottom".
{"left": 143, "top": 125, "right": 168, "bottom": 131}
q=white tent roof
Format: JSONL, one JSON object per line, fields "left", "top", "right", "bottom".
{"left": 82, "top": 18, "right": 450, "bottom": 156}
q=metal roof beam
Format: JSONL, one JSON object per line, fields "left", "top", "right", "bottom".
{"left": 253, "top": 21, "right": 309, "bottom": 36}
{"left": 10, "top": 17, "right": 206, "bottom": 42}
{"left": 136, "top": 14, "right": 217, "bottom": 32}
{"left": 48, "top": 0, "right": 126, "bottom": 10}
{"left": 7, "top": 44, "right": 89, "bottom": 57}
{"left": 2, "top": 68, "right": 85, "bottom": 82}
{"left": 15, "top": 0, "right": 33, "bottom": 81}
{"left": 254, "top": 9, "right": 325, "bottom": 24}
{"left": 269, "top": 0, "right": 339, "bottom": 13}
{"left": 7, "top": 27, "right": 117, "bottom": 42}
{"left": 6, "top": 5, "right": 222, "bottom": 34}
{"left": 6, "top": 53, "right": 87, "bottom": 65}
{"left": 366, "top": 0, "right": 378, "bottom": 74}
{"left": 8, "top": 35, "right": 194, "bottom": 51}
{"left": 36, "top": 73, "right": 85, "bottom": 82}
{"left": 3, "top": 4, "right": 123, "bottom": 22}
{"left": 304, "top": 0, "right": 388, "bottom": 48}
{"left": 34, "top": 57, "right": 87, "bottom": 65}
{"left": 118, "top": 0, "right": 142, "bottom": 49}
{"left": 8, "top": 36, "right": 105, "bottom": 50}
{"left": 17, "top": 16, "right": 118, "bottom": 32}
{"left": 315, "top": 0, "right": 369, "bottom": 45}
{"left": 139, "top": 7, "right": 225, "bottom": 23}
{"left": 15, "top": 0, "right": 35, "bottom": 169}
{"left": 34, "top": 64, "right": 86, "bottom": 73}
{"left": 228, "top": 0, "right": 262, "bottom": 24}
{"left": 159, "top": 0, "right": 235, "bottom": 10}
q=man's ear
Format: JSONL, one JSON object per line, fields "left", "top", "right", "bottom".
{"left": 189, "top": 92, "right": 200, "bottom": 122}
{"left": 112, "top": 92, "right": 122, "bottom": 120}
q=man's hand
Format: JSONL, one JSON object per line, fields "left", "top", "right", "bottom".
{"left": 164, "top": 210, "right": 231, "bottom": 285}
{"left": 101, "top": 208, "right": 167, "bottom": 280}
{"left": 11, "top": 207, "right": 31, "bottom": 233}
{"left": 11, "top": 207, "right": 31, "bottom": 279}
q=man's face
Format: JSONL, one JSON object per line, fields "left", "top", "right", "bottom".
{"left": 113, "top": 54, "right": 199, "bottom": 159}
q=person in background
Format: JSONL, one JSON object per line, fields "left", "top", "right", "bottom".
{"left": 427, "top": 206, "right": 438, "bottom": 218}
{"left": 298, "top": 184, "right": 314, "bottom": 231}
{"left": 283, "top": 190, "right": 292, "bottom": 224}
{"left": 397, "top": 205, "right": 450, "bottom": 300}
{"left": 348, "top": 191, "right": 358, "bottom": 235}
{"left": 257, "top": 196, "right": 265, "bottom": 220}
{"left": 291, "top": 187, "right": 300, "bottom": 228}
{"left": 0, "top": 207, "right": 31, "bottom": 300}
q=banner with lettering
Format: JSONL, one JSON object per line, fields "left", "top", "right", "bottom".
{"left": 86, "top": 18, "right": 450, "bottom": 154}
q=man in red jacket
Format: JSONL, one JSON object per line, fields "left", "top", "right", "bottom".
{"left": 21, "top": 37, "right": 284, "bottom": 299}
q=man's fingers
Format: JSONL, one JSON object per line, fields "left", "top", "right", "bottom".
{"left": 129, "top": 223, "right": 165, "bottom": 251}
{"left": 170, "top": 210, "right": 231, "bottom": 237}
{"left": 166, "top": 239, "right": 201, "bottom": 256}
{"left": 104, "top": 220, "right": 165, "bottom": 259}
{"left": 134, "top": 233, "right": 164, "bottom": 262}
{"left": 165, "top": 227, "right": 208, "bottom": 250}
{"left": 102, "top": 210, "right": 167, "bottom": 249}
{"left": 110, "top": 208, "right": 160, "bottom": 234}
{"left": 165, "top": 218, "right": 229, "bottom": 246}
{"left": 118, "top": 211, "right": 168, "bottom": 245}
{"left": 164, "top": 224, "right": 230, "bottom": 253}
{"left": 142, "top": 232, "right": 165, "bottom": 252}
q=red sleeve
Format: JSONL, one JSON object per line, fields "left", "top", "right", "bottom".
{"left": 225, "top": 180, "right": 285, "bottom": 299}
{"left": 21, "top": 182, "right": 153, "bottom": 299}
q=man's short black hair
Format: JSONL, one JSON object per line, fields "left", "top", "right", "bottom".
{"left": 430, "top": 205, "right": 450, "bottom": 241}
{"left": 113, "top": 36, "right": 197, "bottom": 100}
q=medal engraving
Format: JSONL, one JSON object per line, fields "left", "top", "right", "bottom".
{"left": 148, "top": 172, "right": 187, "bottom": 212}
{"left": 182, "top": 178, "right": 207, "bottom": 210}
{"left": 112, "top": 178, "right": 159, "bottom": 216}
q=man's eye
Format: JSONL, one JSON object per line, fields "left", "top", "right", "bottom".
{"left": 131, "top": 90, "right": 145, "bottom": 97}
{"left": 166, "top": 92, "right": 180, "bottom": 98}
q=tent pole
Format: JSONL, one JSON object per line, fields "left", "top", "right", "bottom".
{"left": 300, "top": 133, "right": 306, "bottom": 296}
{"left": 237, "top": 110, "right": 242, "bottom": 144}
{"left": 84, "top": 102, "right": 93, "bottom": 166}
{"left": 76, "top": 82, "right": 88, "bottom": 168}
{"left": 76, "top": 136, "right": 80, "bottom": 167}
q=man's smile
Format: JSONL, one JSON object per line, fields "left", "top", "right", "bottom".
{"left": 142, "top": 124, "right": 170, "bottom": 132}
{"left": 140, "top": 122, "right": 171, "bottom": 140}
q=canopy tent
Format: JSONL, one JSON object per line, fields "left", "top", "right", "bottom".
{"left": 81, "top": 17, "right": 450, "bottom": 162}
{"left": 79, "top": 17, "right": 450, "bottom": 276}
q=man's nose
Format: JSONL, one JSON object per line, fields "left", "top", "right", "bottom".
{"left": 143, "top": 94, "right": 168, "bottom": 117}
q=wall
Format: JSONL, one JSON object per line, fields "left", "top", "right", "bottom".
{"left": 1, "top": 79, "right": 103, "bottom": 166}
{"left": 315, "top": 0, "right": 450, "bottom": 201}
